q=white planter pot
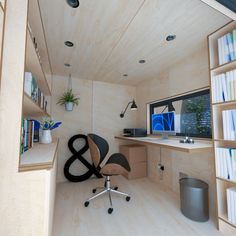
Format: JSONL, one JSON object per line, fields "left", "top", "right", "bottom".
{"left": 65, "top": 102, "right": 74, "bottom": 111}
{"left": 40, "top": 130, "right": 52, "bottom": 144}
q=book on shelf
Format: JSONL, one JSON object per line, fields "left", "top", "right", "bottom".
{"left": 226, "top": 187, "right": 236, "bottom": 225}
{"left": 215, "top": 147, "right": 236, "bottom": 181}
{"left": 24, "top": 72, "right": 48, "bottom": 112}
{"left": 222, "top": 109, "right": 236, "bottom": 140}
{"left": 218, "top": 30, "right": 236, "bottom": 66}
{"left": 20, "top": 119, "right": 39, "bottom": 155}
{"left": 211, "top": 69, "right": 236, "bottom": 103}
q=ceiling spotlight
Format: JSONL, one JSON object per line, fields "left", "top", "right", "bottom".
{"left": 166, "top": 35, "right": 176, "bottom": 41}
{"left": 139, "top": 59, "right": 146, "bottom": 64}
{"left": 66, "top": 0, "right": 79, "bottom": 8}
{"left": 123, "top": 74, "right": 128, "bottom": 77}
{"left": 64, "top": 41, "right": 74, "bottom": 47}
{"left": 64, "top": 63, "right": 71, "bottom": 67}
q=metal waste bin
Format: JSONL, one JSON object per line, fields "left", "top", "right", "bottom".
{"left": 179, "top": 178, "right": 209, "bottom": 222}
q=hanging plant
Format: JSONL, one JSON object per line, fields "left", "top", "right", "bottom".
{"left": 57, "top": 89, "right": 80, "bottom": 111}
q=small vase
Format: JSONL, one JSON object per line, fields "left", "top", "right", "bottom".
{"left": 40, "top": 130, "right": 52, "bottom": 144}
{"left": 65, "top": 102, "right": 74, "bottom": 111}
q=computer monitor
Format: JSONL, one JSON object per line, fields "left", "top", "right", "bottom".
{"left": 152, "top": 111, "right": 176, "bottom": 139}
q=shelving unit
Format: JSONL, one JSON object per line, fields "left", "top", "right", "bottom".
{"left": 23, "top": 92, "right": 50, "bottom": 117}
{"left": 20, "top": 27, "right": 53, "bottom": 168}
{"left": 208, "top": 21, "right": 236, "bottom": 235}
{"left": 19, "top": 138, "right": 59, "bottom": 171}
{"left": 25, "top": 30, "right": 51, "bottom": 96}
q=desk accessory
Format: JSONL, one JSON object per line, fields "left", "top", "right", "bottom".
{"left": 179, "top": 136, "right": 194, "bottom": 144}
{"left": 123, "top": 128, "right": 147, "bottom": 137}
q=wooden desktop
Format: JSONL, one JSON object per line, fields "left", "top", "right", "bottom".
{"left": 115, "top": 135, "right": 213, "bottom": 153}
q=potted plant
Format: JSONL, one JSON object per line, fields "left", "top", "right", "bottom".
{"left": 57, "top": 89, "right": 80, "bottom": 111}
{"left": 34, "top": 119, "right": 62, "bottom": 144}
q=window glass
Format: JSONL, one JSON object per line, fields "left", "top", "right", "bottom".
{"left": 149, "top": 89, "right": 212, "bottom": 138}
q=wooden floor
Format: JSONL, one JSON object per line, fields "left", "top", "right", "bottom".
{"left": 53, "top": 176, "right": 222, "bottom": 236}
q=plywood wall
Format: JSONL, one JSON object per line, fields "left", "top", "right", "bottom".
{"left": 51, "top": 75, "right": 136, "bottom": 183}
{"left": 135, "top": 43, "right": 216, "bottom": 219}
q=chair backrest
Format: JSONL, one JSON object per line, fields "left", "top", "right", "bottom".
{"left": 87, "top": 134, "right": 109, "bottom": 168}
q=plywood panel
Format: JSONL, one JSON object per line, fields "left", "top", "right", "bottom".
{"left": 35, "top": 0, "right": 230, "bottom": 85}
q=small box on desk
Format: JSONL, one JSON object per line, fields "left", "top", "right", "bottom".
{"left": 123, "top": 128, "right": 147, "bottom": 137}
{"left": 120, "top": 144, "right": 147, "bottom": 179}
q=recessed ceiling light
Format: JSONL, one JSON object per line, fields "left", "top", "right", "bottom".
{"left": 166, "top": 35, "right": 176, "bottom": 41}
{"left": 123, "top": 74, "right": 128, "bottom": 77}
{"left": 64, "top": 41, "right": 74, "bottom": 47}
{"left": 139, "top": 59, "right": 146, "bottom": 64}
{"left": 64, "top": 63, "right": 71, "bottom": 67}
{"left": 66, "top": 0, "right": 79, "bottom": 8}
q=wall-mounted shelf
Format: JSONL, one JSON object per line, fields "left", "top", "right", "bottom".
{"left": 23, "top": 93, "right": 50, "bottom": 117}
{"left": 211, "top": 59, "right": 236, "bottom": 75}
{"left": 212, "top": 100, "right": 236, "bottom": 107}
{"left": 216, "top": 176, "right": 236, "bottom": 185}
{"left": 115, "top": 136, "right": 213, "bottom": 153}
{"left": 25, "top": 30, "right": 51, "bottom": 96}
{"left": 19, "top": 138, "right": 59, "bottom": 172}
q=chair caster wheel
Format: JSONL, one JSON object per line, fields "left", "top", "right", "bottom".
{"left": 84, "top": 201, "right": 89, "bottom": 207}
{"left": 114, "top": 187, "right": 118, "bottom": 190}
{"left": 126, "top": 196, "right": 131, "bottom": 201}
{"left": 108, "top": 208, "right": 113, "bottom": 214}
{"left": 92, "top": 188, "right": 96, "bottom": 193}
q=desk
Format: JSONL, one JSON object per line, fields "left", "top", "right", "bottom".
{"left": 115, "top": 136, "right": 213, "bottom": 153}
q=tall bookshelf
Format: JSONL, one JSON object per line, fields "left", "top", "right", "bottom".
{"left": 19, "top": 0, "right": 59, "bottom": 171}
{"left": 208, "top": 21, "right": 236, "bottom": 235}
{"left": 19, "top": 26, "right": 58, "bottom": 172}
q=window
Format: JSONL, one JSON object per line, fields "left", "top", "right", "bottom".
{"left": 149, "top": 89, "right": 212, "bottom": 138}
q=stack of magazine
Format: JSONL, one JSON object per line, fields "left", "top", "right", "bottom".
{"left": 215, "top": 147, "right": 236, "bottom": 181}
{"left": 211, "top": 69, "right": 236, "bottom": 103}
{"left": 226, "top": 187, "right": 236, "bottom": 225}
{"left": 24, "top": 72, "right": 47, "bottom": 112}
{"left": 218, "top": 30, "right": 236, "bottom": 65}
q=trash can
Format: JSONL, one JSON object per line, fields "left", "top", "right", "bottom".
{"left": 179, "top": 177, "right": 209, "bottom": 222}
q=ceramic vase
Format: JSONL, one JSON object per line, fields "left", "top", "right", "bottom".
{"left": 40, "top": 129, "right": 52, "bottom": 144}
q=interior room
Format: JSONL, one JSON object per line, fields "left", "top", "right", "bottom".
{"left": 1, "top": 0, "right": 236, "bottom": 235}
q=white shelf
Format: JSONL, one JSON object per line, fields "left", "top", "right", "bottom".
{"left": 19, "top": 138, "right": 59, "bottom": 172}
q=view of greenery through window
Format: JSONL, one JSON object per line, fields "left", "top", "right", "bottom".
{"left": 150, "top": 90, "right": 212, "bottom": 138}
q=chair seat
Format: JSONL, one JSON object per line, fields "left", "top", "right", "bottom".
{"left": 101, "top": 153, "right": 131, "bottom": 176}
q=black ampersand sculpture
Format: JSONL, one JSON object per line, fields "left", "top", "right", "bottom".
{"left": 64, "top": 134, "right": 103, "bottom": 182}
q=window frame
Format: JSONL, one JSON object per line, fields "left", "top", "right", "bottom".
{"left": 149, "top": 89, "right": 212, "bottom": 139}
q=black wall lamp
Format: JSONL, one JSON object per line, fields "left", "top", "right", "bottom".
{"left": 161, "top": 101, "right": 175, "bottom": 113}
{"left": 120, "top": 100, "right": 138, "bottom": 118}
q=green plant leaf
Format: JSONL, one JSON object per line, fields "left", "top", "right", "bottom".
{"left": 57, "top": 89, "right": 80, "bottom": 106}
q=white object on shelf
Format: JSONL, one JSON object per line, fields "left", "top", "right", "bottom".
{"left": 65, "top": 102, "right": 74, "bottom": 111}
{"left": 40, "top": 130, "right": 52, "bottom": 144}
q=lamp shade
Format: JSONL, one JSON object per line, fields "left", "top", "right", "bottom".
{"left": 130, "top": 100, "right": 138, "bottom": 110}
{"left": 168, "top": 102, "right": 175, "bottom": 112}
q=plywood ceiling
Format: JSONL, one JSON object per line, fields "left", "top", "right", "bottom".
{"left": 33, "top": 0, "right": 230, "bottom": 85}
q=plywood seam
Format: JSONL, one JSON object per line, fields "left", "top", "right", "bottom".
{"left": 94, "top": 0, "right": 147, "bottom": 79}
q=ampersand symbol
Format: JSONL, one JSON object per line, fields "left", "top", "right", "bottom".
{"left": 64, "top": 134, "right": 103, "bottom": 182}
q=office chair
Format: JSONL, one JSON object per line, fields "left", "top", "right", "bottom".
{"left": 84, "top": 133, "right": 131, "bottom": 214}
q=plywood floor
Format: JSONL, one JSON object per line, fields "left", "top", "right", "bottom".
{"left": 53, "top": 176, "right": 222, "bottom": 236}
